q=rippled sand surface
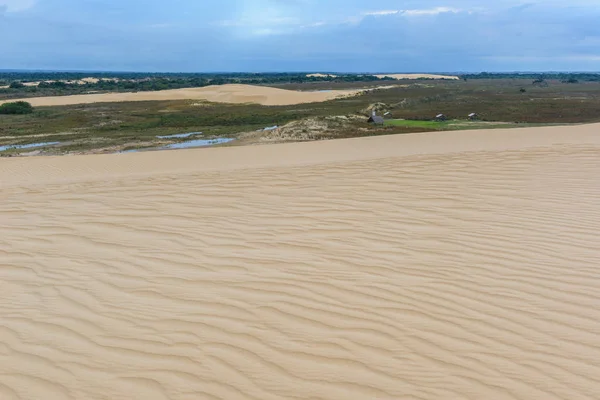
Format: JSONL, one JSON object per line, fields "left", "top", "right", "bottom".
{"left": 2, "top": 125, "right": 600, "bottom": 399}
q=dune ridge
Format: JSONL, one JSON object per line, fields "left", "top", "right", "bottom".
{"left": 2, "top": 125, "right": 600, "bottom": 399}
{"left": 0, "top": 84, "right": 360, "bottom": 107}
{"left": 375, "top": 73, "right": 459, "bottom": 80}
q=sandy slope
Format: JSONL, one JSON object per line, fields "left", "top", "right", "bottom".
{"left": 376, "top": 73, "right": 459, "bottom": 80}
{"left": 2, "top": 125, "right": 600, "bottom": 400}
{"left": 0, "top": 84, "right": 359, "bottom": 107}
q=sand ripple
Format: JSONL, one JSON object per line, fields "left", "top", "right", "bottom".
{"left": 1, "top": 126, "right": 600, "bottom": 399}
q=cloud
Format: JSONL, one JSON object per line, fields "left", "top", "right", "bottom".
{"left": 360, "top": 6, "right": 462, "bottom": 23}
{"left": 364, "top": 10, "right": 399, "bottom": 16}
{"left": 0, "top": 0, "right": 36, "bottom": 12}
{"left": 1, "top": 0, "right": 599, "bottom": 72}
{"left": 364, "top": 7, "right": 461, "bottom": 17}
{"left": 402, "top": 7, "right": 460, "bottom": 16}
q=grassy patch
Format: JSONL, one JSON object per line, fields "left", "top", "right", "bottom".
{"left": 384, "top": 120, "right": 450, "bottom": 129}
{"left": 383, "top": 119, "right": 547, "bottom": 131}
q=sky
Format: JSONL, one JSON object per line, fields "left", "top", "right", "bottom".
{"left": 1, "top": 0, "right": 599, "bottom": 72}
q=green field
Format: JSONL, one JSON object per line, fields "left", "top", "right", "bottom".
{"left": 384, "top": 120, "right": 450, "bottom": 129}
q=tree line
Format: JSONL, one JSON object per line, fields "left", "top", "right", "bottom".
{"left": 0, "top": 72, "right": 388, "bottom": 97}
{"left": 461, "top": 72, "right": 600, "bottom": 81}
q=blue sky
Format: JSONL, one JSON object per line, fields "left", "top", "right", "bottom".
{"left": 1, "top": 0, "right": 599, "bottom": 72}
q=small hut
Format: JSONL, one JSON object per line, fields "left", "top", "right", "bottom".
{"left": 468, "top": 113, "right": 479, "bottom": 120}
{"left": 368, "top": 111, "right": 385, "bottom": 125}
{"left": 435, "top": 114, "right": 447, "bottom": 121}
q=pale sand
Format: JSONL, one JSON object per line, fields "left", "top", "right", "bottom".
{"left": 306, "top": 73, "right": 338, "bottom": 78}
{"left": 0, "top": 84, "right": 360, "bottom": 107}
{"left": 2, "top": 125, "right": 600, "bottom": 400}
{"left": 376, "top": 73, "right": 459, "bottom": 80}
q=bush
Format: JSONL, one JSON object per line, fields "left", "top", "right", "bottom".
{"left": 9, "top": 81, "right": 25, "bottom": 89}
{"left": 0, "top": 101, "right": 34, "bottom": 115}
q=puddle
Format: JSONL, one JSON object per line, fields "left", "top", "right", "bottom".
{"left": 0, "top": 142, "right": 60, "bottom": 152}
{"left": 165, "top": 138, "right": 234, "bottom": 149}
{"left": 157, "top": 132, "right": 203, "bottom": 139}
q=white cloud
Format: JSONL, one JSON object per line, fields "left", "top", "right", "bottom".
{"left": 364, "top": 10, "right": 399, "bottom": 16}
{"left": 402, "top": 7, "right": 460, "bottom": 16}
{"left": 362, "top": 7, "right": 462, "bottom": 19}
{"left": 0, "top": 0, "right": 36, "bottom": 12}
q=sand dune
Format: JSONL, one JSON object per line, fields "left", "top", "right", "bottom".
{"left": 376, "top": 73, "right": 459, "bottom": 80}
{"left": 2, "top": 125, "right": 600, "bottom": 400}
{"left": 0, "top": 84, "right": 360, "bottom": 107}
{"left": 306, "top": 73, "right": 338, "bottom": 78}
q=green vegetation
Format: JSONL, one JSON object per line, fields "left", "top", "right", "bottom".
{"left": 0, "top": 101, "right": 34, "bottom": 115}
{"left": 384, "top": 120, "right": 449, "bottom": 129}
{"left": 2, "top": 78, "right": 600, "bottom": 156}
{"left": 461, "top": 72, "right": 600, "bottom": 81}
{"left": 384, "top": 119, "right": 546, "bottom": 131}
{"left": 0, "top": 72, "right": 384, "bottom": 100}
{"left": 2, "top": 71, "right": 598, "bottom": 101}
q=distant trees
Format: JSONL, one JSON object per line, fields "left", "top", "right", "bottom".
{"left": 562, "top": 78, "right": 579, "bottom": 84}
{"left": 9, "top": 81, "right": 25, "bottom": 89}
{"left": 0, "top": 101, "right": 34, "bottom": 114}
{"left": 38, "top": 81, "right": 67, "bottom": 89}
{"left": 460, "top": 72, "right": 600, "bottom": 82}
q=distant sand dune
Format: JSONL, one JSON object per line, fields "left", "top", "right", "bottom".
{"left": 0, "top": 84, "right": 360, "bottom": 107}
{"left": 376, "top": 73, "right": 459, "bottom": 80}
{"left": 2, "top": 125, "right": 600, "bottom": 399}
{"left": 306, "top": 73, "right": 338, "bottom": 78}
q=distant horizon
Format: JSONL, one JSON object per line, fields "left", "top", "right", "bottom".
{"left": 2, "top": 69, "right": 600, "bottom": 75}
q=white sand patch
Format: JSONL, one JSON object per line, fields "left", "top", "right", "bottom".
{"left": 306, "top": 73, "right": 338, "bottom": 78}
{"left": 376, "top": 73, "right": 459, "bottom": 80}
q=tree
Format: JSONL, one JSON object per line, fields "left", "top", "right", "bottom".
{"left": 519, "top": 88, "right": 527, "bottom": 93}
{"left": 9, "top": 81, "right": 25, "bottom": 89}
{"left": 0, "top": 101, "right": 34, "bottom": 115}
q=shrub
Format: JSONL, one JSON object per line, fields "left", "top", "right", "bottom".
{"left": 0, "top": 101, "right": 34, "bottom": 115}
{"left": 9, "top": 81, "right": 25, "bottom": 89}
